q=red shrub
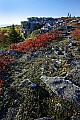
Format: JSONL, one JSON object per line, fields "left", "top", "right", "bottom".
{"left": 0, "top": 79, "right": 4, "bottom": 87}
{"left": 9, "top": 30, "right": 58, "bottom": 52}
{"left": 71, "top": 28, "right": 80, "bottom": 41}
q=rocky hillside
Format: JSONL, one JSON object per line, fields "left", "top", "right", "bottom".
{"left": 0, "top": 29, "right": 80, "bottom": 120}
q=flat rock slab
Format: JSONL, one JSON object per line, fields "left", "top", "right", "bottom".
{"left": 40, "top": 76, "right": 80, "bottom": 101}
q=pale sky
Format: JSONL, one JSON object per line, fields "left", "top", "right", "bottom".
{"left": 0, "top": 0, "right": 80, "bottom": 25}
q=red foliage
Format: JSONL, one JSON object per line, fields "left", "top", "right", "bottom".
{"left": 71, "top": 28, "right": 80, "bottom": 41}
{"left": 0, "top": 90, "right": 4, "bottom": 94}
{"left": 0, "top": 31, "right": 58, "bottom": 71}
{"left": 58, "top": 17, "right": 80, "bottom": 22}
{"left": 0, "top": 55, "right": 7, "bottom": 70}
{"left": 0, "top": 79, "right": 5, "bottom": 94}
{"left": 9, "top": 31, "right": 58, "bottom": 52}
{"left": 0, "top": 53, "right": 14, "bottom": 71}
{"left": 0, "top": 79, "right": 4, "bottom": 87}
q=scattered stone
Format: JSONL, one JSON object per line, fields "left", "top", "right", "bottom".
{"left": 34, "top": 117, "right": 54, "bottom": 120}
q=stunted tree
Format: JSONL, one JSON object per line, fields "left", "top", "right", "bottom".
{"left": 9, "top": 24, "right": 24, "bottom": 43}
{"left": 67, "top": 13, "right": 70, "bottom": 17}
{"left": 67, "top": 13, "right": 72, "bottom": 18}
{"left": 69, "top": 14, "right": 71, "bottom": 18}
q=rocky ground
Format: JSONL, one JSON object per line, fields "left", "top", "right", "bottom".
{"left": 0, "top": 35, "right": 80, "bottom": 120}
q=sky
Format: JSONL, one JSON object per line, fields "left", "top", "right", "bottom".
{"left": 0, "top": 0, "right": 80, "bottom": 25}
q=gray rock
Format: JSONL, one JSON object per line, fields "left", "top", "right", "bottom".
{"left": 40, "top": 76, "right": 80, "bottom": 101}
{"left": 19, "top": 79, "right": 37, "bottom": 88}
{"left": 34, "top": 117, "right": 54, "bottom": 120}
